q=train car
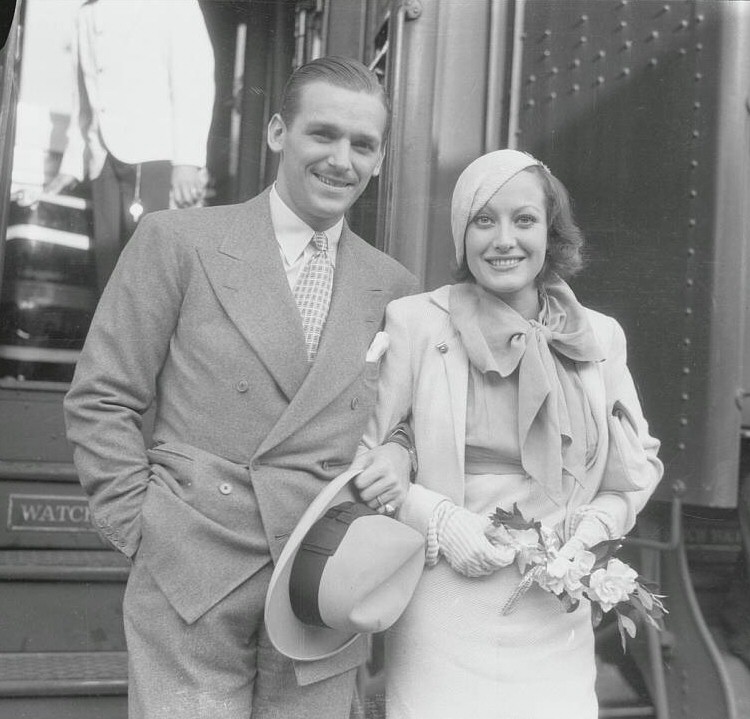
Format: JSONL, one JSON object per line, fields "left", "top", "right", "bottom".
{"left": 0, "top": 0, "right": 748, "bottom": 717}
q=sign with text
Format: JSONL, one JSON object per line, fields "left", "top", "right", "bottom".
{"left": 8, "top": 493, "right": 96, "bottom": 532}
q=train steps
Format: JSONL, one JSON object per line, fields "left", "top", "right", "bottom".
{"left": 0, "top": 548, "right": 128, "bottom": 718}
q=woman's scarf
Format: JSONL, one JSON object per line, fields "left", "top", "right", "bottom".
{"left": 449, "top": 278, "right": 604, "bottom": 504}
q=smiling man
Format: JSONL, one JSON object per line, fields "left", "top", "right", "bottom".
{"left": 64, "top": 57, "right": 417, "bottom": 719}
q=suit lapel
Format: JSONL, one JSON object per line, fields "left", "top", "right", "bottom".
{"left": 196, "top": 190, "right": 309, "bottom": 401}
{"left": 431, "top": 291, "right": 469, "bottom": 479}
{"left": 256, "top": 226, "right": 382, "bottom": 455}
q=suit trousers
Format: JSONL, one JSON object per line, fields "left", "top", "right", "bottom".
{"left": 124, "top": 557, "right": 359, "bottom": 719}
{"left": 90, "top": 153, "right": 171, "bottom": 293}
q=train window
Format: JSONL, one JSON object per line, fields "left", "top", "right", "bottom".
{"left": 0, "top": 0, "right": 94, "bottom": 384}
{"left": 0, "top": 0, "right": 238, "bottom": 386}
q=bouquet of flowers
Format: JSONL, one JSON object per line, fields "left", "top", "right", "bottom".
{"left": 488, "top": 504, "right": 667, "bottom": 650}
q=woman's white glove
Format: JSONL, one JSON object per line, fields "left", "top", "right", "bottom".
{"left": 560, "top": 509, "right": 616, "bottom": 556}
{"left": 433, "top": 503, "right": 516, "bottom": 577}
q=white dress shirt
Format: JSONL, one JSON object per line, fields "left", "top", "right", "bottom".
{"left": 269, "top": 185, "right": 343, "bottom": 289}
{"left": 60, "top": 0, "right": 215, "bottom": 181}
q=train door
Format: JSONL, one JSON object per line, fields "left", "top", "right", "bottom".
{"left": 344, "top": 0, "right": 750, "bottom": 717}
{"left": 0, "top": 1, "right": 294, "bottom": 714}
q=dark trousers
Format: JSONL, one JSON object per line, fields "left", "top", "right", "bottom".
{"left": 91, "top": 153, "right": 171, "bottom": 293}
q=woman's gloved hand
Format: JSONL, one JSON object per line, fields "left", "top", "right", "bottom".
{"left": 559, "top": 509, "right": 615, "bottom": 557}
{"left": 433, "top": 503, "right": 516, "bottom": 577}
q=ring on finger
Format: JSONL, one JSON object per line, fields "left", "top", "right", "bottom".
{"left": 383, "top": 503, "right": 396, "bottom": 517}
{"left": 376, "top": 496, "right": 384, "bottom": 508}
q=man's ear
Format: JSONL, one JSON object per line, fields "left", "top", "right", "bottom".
{"left": 267, "top": 113, "right": 286, "bottom": 153}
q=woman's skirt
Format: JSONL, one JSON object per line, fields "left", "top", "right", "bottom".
{"left": 385, "top": 473, "right": 598, "bottom": 719}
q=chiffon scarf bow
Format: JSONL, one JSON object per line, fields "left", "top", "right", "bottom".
{"left": 449, "top": 279, "right": 604, "bottom": 504}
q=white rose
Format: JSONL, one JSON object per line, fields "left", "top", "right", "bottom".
{"left": 586, "top": 558, "right": 638, "bottom": 612}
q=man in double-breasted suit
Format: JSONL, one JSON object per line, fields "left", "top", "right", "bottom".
{"left": 63, "top": 56, "right": 418, "bottom": 719}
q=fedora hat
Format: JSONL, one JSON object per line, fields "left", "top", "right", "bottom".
{"left": 265, "top": 468, "right": 425, "bottom": 661}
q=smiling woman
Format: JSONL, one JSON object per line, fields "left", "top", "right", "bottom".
{"left": 356, "top": 149, "right": 663, "bottom": 719}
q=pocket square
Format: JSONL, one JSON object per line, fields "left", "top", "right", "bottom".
{"left": 365, "top": 331, "right": 390, "bottom": 363}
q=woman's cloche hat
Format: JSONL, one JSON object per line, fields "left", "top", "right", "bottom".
{"left": 265, "top": 468, "right": 425, "bottom": 661}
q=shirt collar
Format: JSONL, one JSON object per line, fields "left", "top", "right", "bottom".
{"left": 269, "top": 185, "right": 344, "bottom": 266}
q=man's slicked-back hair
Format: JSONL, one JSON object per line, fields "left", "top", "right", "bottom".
{"left": 279, "top": 56, "right": 391, "bottom": 139}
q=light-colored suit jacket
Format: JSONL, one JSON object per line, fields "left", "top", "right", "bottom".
{"left": 360, "top": 286, "right": 663, "bottom": 539}
{"left": 60, "top": 0, "right": 214, "bottom": 180}
{"left": 63, "top": 188, "right": 417, "bottom": 684}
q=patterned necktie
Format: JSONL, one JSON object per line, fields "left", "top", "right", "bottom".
{"left": 292, "top": 232, "right": 334, "bottom": 362}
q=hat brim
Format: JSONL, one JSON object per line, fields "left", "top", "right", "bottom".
{"left": 264, "top": 467, "right": 364, "bottom": 661}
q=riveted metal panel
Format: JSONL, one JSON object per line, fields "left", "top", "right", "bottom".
{"left": 514, "top": 0, "right": 750, "bottom": 506}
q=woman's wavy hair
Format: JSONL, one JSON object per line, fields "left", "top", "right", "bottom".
{"left": 454, "top": 165, "right": 586, "bottom": 284}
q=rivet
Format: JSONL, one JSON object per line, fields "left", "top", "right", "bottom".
{"left": 690, "top": 160, "right": 698, "bottom": 168}
{"left": 677, "top": 442, "right": 686, "bottom": 450}
{"left": 648, "top": 31, "right": 660, "bottom": 41}
{"left": 683, "top": 338, "right": 691, "bottom": 346}
{"left": 680, "top": 417, "right": 689, "bottom": 426}
{"left": 543, "top": 49, "right": 551, "bottom": 57}
{"left": 658, "top": 4, "right": 670, "bottom": 14}
{"left": 696, "top": 43, "right": 703, "bottom": 51}
{"left": 681, "top": 393, "right": 690, "bottom": 401}
{"left": 543, "top": 28, "right": 552, "bottom": 37}
{"left": 678, "top": 48, "right": 687, "bottom": 56}
{"left": 571, "top": 58, "right": 582, "bottom": 68}
{"left": 648, "top": 58, "right": 659, "bottom": 67}
{"left": 688, "top": 218, "right": 696, "bottom": 226}
{"left": 696, "top": 14, "right": 705, "bottom": 23}
{"left": 528, "top": 74, "right": 537, "bottom": 83}
{"left": 687, "top": 248, "right": 695, "bottom": 256}
{"left": 596, "top": 50, "right": 606, "bottom": 59}
{"left": 689, "top": 189, "right": 697, "bottom": 198}
{"left": 622, "top": 40, "right": 634, "bottom": 50}
{"left": 578, "top": 35, "right": 588, "bottom": 45}
{"left": 694, "top": 73, "right": 703, "bottom": 81}
{"left": 617, "top": 1, "right": 628, "bottom": 7}
{"left": 620, "top": 67, "right": 631, "bottom": 77}
{"left": 547, "top": 92, "right": 557, "bottom": 100}
{"left": 685, "top": 307, "right": 693, "bottom": 315}
{"left": 692, "top": 130, "right": 700, "bottom": 138}
{"left": 678, "top": 19, "right": 689, "bottom": 29}
{"left": 579, "top": 14, "right": 589, "bottom": 23}
{"left": 686, "top": 278, "right": 694, "bottom": 287}
{"left": 550, "top": 66, "right": 559, "bottom": 74}
{"left": 618, "top": 20, "right": 628, "bottom": 30}
{"left": 682, "top": 367, "right": 691, "bottom": 375}
{"left": 595, "top": 75, "right": 605, "bottom": 85}
{"left": 526, "top": 98, "right": 536, "bottom": 107}
{"left": 693, "top": 101, "right": 701, "bottom": 109}
{"left": 571, "top": 83, "right": 581, "bottom": 92}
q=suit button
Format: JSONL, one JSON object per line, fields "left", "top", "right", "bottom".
{"left": 236, "top": 379, "right": 249, "bottom": 393}
{"left": 251, "top": 460, "right": 260, "bottom": 471}
{"left": 437, "top": 343, "right": 448, "bottom": 353}
{"left": 350, "top": 397, "right": 360, "bottom": 410}
{"left": 219, "top": 482, "right": 232, "bottom": 495}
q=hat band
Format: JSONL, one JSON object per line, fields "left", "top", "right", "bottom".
{"left": 289, "top": 501, "right": 376, "bottom": 627}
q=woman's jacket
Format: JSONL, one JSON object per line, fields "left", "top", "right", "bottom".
{"left": 359, "top": 285, "right": 664, "bottom": 540}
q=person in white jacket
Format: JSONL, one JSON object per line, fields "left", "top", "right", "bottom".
{"left": 47, "top": 0, "right": 215, "bottom": 292}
